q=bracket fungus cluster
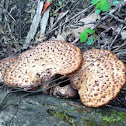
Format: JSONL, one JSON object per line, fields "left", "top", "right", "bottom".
{"left": 2, "top": 41, "right": 82, "bottom": 88}
{"left": 0, "top": 41, "right": 126, "bottom": 108}
{"left": 70, "top": 49, "right": 126, "bottom": 108}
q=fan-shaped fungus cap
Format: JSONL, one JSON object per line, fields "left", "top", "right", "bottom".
{"left": 0, "top": 56, "right": 17, "bottom": 82}
{"left": 70, "top": 49, "right": 126, "bottom": 108}
{"left": 3, "top": 41, "right": 82, "bottom": 88}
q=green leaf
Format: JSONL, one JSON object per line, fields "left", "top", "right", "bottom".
{"left": 95, "top": 8, "right": 101, "bottom": 14}
{"left": 50, "top": 12, "right": 53, "bottom": 16}
{"left": 56, "top": 6, "right": 58, "bottom": 10}
{"left": 113, "top": 0, "right": 120, "bottom": 5}
{"left": 93, "top": 34, "right": 97, "bottom": 39}
{"left": 91, "top": 0, "right": 100, "bottom": 5}
{"left": 48, "top": 0, "right": 52, "bottom": 2}
{"left": 59, "top": 1, "right": 62, "bottom": 7}
{"left": 80, "top": 32, "right": 88, "bottom": 43}
{"left": 96, "top": 0, "right": 110, "bottom": 12}
{"left": 121, "top": 90, "right": 125, "bottom": 93}
{"left": 87, "top": 38, "right": 94, "bottom": 45}
{"left": 85, "top": 28, "right": 95, "bottom": 34}
{"left": 55, "top": 13, "right": 58, "bottom": 17}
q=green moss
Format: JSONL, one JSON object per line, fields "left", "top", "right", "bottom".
{"left": 86, "top": 109, "right": 125, "bottom": 125}
{"left": 48, "top": 109, "right": 78, "bottom": 125}
{"left": 47, "top": 105, "right": 126, "bottom": 126}
{"left": 101, "top": 110, "right": 126, "bottom": 125}
{"left": 64, "top": 109, "right": 72, "bottom": 113}
{"left": 81, "top": 110, "right": 126, "bottom": 126}
{"left": 81, "top": 117, "right": 97, "bottom": 126}
{"left": 61, "top": 103, "right": 67, "bottom": 106}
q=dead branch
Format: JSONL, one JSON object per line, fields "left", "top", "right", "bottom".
{"left": 22, "top": 0, "right": 44, "bottom": 50}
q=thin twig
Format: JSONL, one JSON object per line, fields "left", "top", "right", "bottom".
{"left": 110, "top": 24, "right": 123, "bottom": 47}
{"left": 45, "top": 4, "right": 94, "bottom": 36}
{"left": 22, "top": 0, "right": 44, "bottom": 50}
{"left": 40, "top": 6, "right": 51, "bottom": 34}
{"left": 0, "top": 4, "right": 16, "bottom": 21}
{"left": 102, "top": 13, "right": 126, "bottom": 24}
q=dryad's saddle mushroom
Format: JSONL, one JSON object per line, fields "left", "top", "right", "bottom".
{"left": 70, "top": 49, "right": 126, "bottom": 108}
{"left": 3, "top": 41, "right": 82, "bottom": 88}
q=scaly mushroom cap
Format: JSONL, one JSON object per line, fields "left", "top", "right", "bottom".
{"left": 70, "top": 49, "right": 126, "bottom": 108}
{"left": 0, "top": 56, "right": 17, "bottom": 82}
{"left": 4, "top": 41, "right": 83, "bottom": 88}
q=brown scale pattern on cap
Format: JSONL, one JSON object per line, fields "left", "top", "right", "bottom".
{"left": 70, "top": 49, "right": 126, "bottom": 108}
{"left": 4, "top": 41, "right": 82, "bottom": 88}
{"left": 0, "top": 56, "right": 17, "bottom": 82}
